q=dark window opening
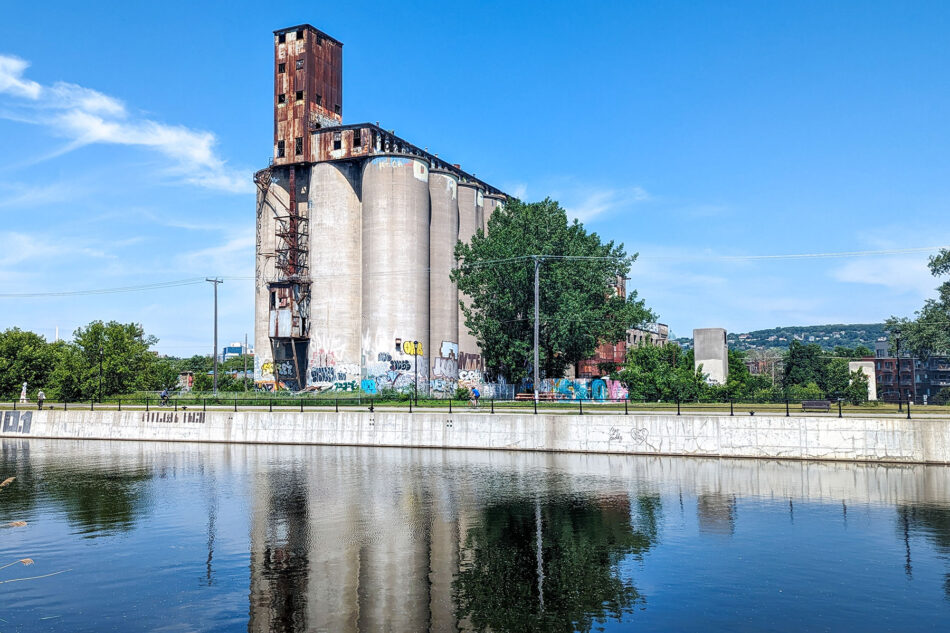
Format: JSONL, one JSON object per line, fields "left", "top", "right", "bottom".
{"left": 333, "top": 132, "right": 341, "bottom": 151}
{"left": 294, "top": 137, "right": 303, "bottom": 155}
{"left": 314, "top": 94, "right": 322, "bottom": 106}
{"left": 295, "top": 90, "right": 304, "bottom": 102}
{"left": 277, "top": 94, "right": 286, "bottom": 104}
{"left": 296, "top": 29, "right": 304, "bottom": 39}
{"left": 278, "top": 33, "right": 286, "bottom": 43}
{"left": 278, "top": 62, "right": 286, "bottom": 73}
{"left": 352, "top": 130, "right": 361, "bottom": 147}
{"left": 295, "top": 59, "right": 304, "bottom": 70}
{"left": 334, "top": 104, "right": 341, "bottom": 115}
{"left": 276, "top": 140, "right": 285, "bottom": 158}
{"left": 270, "top": 291, "right": 276, "bottom": 309}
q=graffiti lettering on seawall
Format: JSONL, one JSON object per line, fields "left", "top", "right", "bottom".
{"left": 390, "top": 360, "right": 411, "bottom": 372}
{"left": 141, "top": 412, "right": 206, "bottom": 424}
{"left": 534, "top": 378, "right": 628, "bottom": 401}
{"left": 2, "top": 411, "right": 32, "bottom": 434}
{"left": 360, "top": 379, "right": 378, "bottom": 394}
{"left": 333, "top": 381, "right": 357, "bottom": 392}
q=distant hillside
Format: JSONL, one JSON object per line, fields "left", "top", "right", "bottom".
{"left": 675, "top": 323, "right": 887, "bottom": 352}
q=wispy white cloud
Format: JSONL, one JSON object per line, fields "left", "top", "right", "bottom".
{"left": 176, "top": 230, "right": 255, "bottom": 274}
{"left": 0, "top": 230, "right": 111, "bottom": 268}
{"left": 0, "top": 54, "right": 251, "bottom": 194}
{"left": 563, "top": 186, "right": 650, "bottom": 221}
{"left": 832, "top": 256, "right": 936, "bottom": 297}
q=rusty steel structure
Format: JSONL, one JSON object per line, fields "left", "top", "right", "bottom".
{"left": 255, "top": 24, "right": 506, "bottom": 394}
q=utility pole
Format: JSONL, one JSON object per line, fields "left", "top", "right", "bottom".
{"left": 413, "top": 340, "right": 419, "bottom": 405}
{"left": 206, "top": 278, "right": 224, "bottom": 395}
{"left": 533, "top": 256, "right": 541, "bottom": 403}
{"left": 98, "top": 346, "right": 103, "bottom": 403}
{"left": 243, "top": 333, "right": 248, "bottom": 391}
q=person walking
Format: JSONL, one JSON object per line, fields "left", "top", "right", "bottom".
{"left": 37, "top": 389, "right": 45, "bottom": 411}
{"left": 470, "top": 386, "right": 480, "bottom": 409}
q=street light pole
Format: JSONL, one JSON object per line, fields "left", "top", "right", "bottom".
{"left": 206, "top": 278, "right": 224, "bottom": 395}
{"left": 533, "top": 256, "right": 541, "bottom": 403}
{"left": 413, "top": 340, "right": 419, "bottom": 405}
{"left": 98, "top": 346, "right": 103, "bottom": 403}
{"left": 894, "top": 329, "right": 903, "bottom": 412}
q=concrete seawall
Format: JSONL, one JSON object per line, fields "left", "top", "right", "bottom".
{"left": 2, "top": 409, "right": 949, "bottom": 464}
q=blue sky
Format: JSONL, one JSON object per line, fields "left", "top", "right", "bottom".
{"left": 1, "top": 0, "right": 948, "bottom": 355}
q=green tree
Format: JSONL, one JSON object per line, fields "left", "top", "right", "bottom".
{"left": 453, "top": 198, "right": 653, "bottom": 383}
{"left": 0, "top": 328, "right": 57, "bottom": 398}
{"left": 616, "top": 343, "right": 706, "bottom": 402}
{"left": 782, "top": 341, "right": 826, "bottom": 388}
{"left": 844, "top": 368, "right": 870, "bottom": 405}
{"left": 888, "top": 249, "right": 950, "bottom": 357}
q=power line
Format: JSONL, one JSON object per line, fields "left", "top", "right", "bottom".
{"left": 640, "top": 246, "right": 949, "bottom": 261}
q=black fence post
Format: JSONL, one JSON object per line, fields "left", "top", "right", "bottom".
{"left": 269, "top": 399, "right": 273, "bottom": 413}
{"left": 578, "top": 398, "right": 583, "bottom": 415}
{"left": 370, "top": 397, "right": 374, "bottom": 413}
{"left": 234, "top": 399, "right": 237, "bottom": 412}
{"left": 335, "top": 398, "right": 339, "bottom": 413}
{"left": 533, "top": 398, "right": 538, "bottom": 415}
{"left": 907, "top": 400, "right": 911, "bottom": 419}
{"left": 624, "top": 399, "right": 628, "bottom": 415}
{"left": 203, "top": 399, "right": 207, "bottom": 412}
{"left": 491, "top": 398, "right": 494, "bottom": 414}
{"left": 300, "top": 399, "right": 304, "bottom": 413}
{"left": 12, "top": 401, "right": 16, "bottom": 411}
{"left": 730, "top": 399, "right": 734, "bottom": 416}
{"left": 785, "top": 399, "right": 790, "bottom": 417}
{"left": 118, "top": 398, "right": 121, "bottom": 412}
{"left": 838, "top": 400, "right": 842, "bottom": 418}
{"left": 146, "top": 397, "right": 149, "bottom": 412}
{"left": 448, "top": 398, "right": 452, "bottom": 414}
{"left": 174, "top": 400, "right": 178, "bottom": 412}
{"left": 676, "top": 399, "right": 681, "bottom": 416}
{"left": 90, "top": 400, "right": 94, "bottom": 411}
{"left": 409, "top": 398, "right": 413, "bottom": 413}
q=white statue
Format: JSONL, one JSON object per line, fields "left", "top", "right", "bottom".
{"left": 19, "top": 382, "right": 28, "bottom": 404}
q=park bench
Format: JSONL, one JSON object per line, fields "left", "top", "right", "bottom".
{"left": 515, "top": 393, "right": 560, "bottom": 402}
{"left": 801, "top": 400, "right": 832, "bottom": 412}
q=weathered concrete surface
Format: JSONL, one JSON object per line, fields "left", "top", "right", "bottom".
{"left": 3, "top": 409, "right": 950, "bottom": 464}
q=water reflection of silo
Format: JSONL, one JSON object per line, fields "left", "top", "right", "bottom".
{"left": 248, "top": 466, "right": 311, "bottom": 633}
{"left": 697, "top": 493, "right": 737, "bottom": 535}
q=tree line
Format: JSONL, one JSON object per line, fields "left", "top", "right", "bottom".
{"left": 614, "top": 340, "right": 871, "bottom": 404}
{"left": 0, "top": 322, "right": 251, "bottom": 401}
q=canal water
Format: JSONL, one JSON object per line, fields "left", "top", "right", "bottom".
{"left": 1, "top": 440, "right": 949, "bottom": 632}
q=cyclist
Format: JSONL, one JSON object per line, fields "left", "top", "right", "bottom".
{"left": 160, "top": 388, "right": 169, "bottom": 407}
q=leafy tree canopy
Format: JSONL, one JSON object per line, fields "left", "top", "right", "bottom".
{"left": 453, "top": 198, "right": 653, "bottom": 383}
{"left": 887, "top": 249, "right": 950, "bottom": 357}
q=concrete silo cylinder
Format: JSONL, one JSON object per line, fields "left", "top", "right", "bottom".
{"left": 307, "top": 162, "right": 363, "bottom": 391}
{"left": 428, "top": 170, "right": 460, "bottom": 397}
{"left": 361, "top": 155, "right": 431, "bottom": 394}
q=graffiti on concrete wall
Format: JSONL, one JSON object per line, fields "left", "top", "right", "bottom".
{"left": 430, "top": 340, "right": 459, "bottom": 394}
{"left": 534, "top": 378, "right": 628, "bottom": 401}
{"left": 1, "top": 411, "right": 32, "bottom": 434}
{"left": 306, "top": 348, "right": 360, "bottom": 392}
{"left": 362, "top": 346, "right": 428, "bottom": 394}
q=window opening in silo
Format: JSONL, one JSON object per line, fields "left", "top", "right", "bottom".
{"left": 276, "top": 140, "right": 285, "bottom": 158}
{"left": 296, "top": 59, "right": 304, "bottom": 70}
{"left": 295, "top": 91, "right": 303, "bottom": 102}
{"left": 334, "top": 104, "right": 341, "bottom": 115}
{"left": 296, "top": 29, "right": 304, "bottom": 39}
{"left": 277, "top": 94, "right": 285, "bottom": 104}
{"left": 294, "top": 137, "right": 303, "bottom": 155}
{"left": 278, "top": 62, "right": 286, "bottom": 73}
{"left": 352, "top": 130, "right": 361, "bottom": 147}
{"left": 333, "top": 133, "right": 341, "bottom": 150}
{"left": 314, "top": 94, "right": 322, "bottom": 105}
{"left": 278, "top": 33, "right": 286, "bottom": 43}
